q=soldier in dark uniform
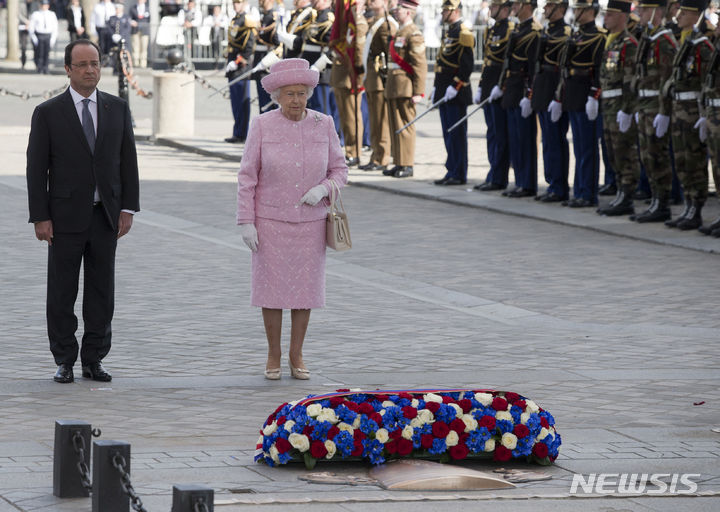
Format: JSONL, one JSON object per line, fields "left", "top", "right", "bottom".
{"left": 698, "top": 23, "right": 720, "bottom": 235}
{"left": 277, "top": 0, "right": 315, "bottom": 59}
{"left": 474, "top": 0, "right": 515, "bottom": 192}
{"left": 432, "top": 0, "right": 474, "bottom": 186}
{"left": 490, "top": 0, "right": 541, "bottom": 197}
{"left": 305, "top": 0, "right": 335, "bottom": 114}
{"left": 667, "top": 0, "right": 682, "bottom": 37}
{"left": 533, "top": 0, "right": 571, "bottom": 202}
{"left": 225, "top": 0, "right": 257, "bottom": 143}
{"left": 554, "top": 0, "right": 606, "bottom": 207}
{"left": 253, "top": 0, "right": 280, "bottom": 113}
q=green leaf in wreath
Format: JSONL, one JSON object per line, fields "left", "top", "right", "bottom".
{"left": 303, "top": 452, "right": 317, "bottom": 470}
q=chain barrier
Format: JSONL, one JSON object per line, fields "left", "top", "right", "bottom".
{"left": 112, "top": 453, "right": 149, "bottom": 512}
{"left": 0, "top": 83, "right": 68, "bottom": 101}
{"left": 174, "top": 62, "right": 231, "bottom": 99}
{"left": 117, "top": 48, "right": 153, "bottom": 100}
{"left": 193, "top": 498, "right": 210, "bottom": 512}
{"left": 71, "top": 428, "right": 102, "bottom": 491}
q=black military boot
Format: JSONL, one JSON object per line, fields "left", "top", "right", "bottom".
{"left": 598, "top": 182, "right": 617, "bottom": 195}
{"left": 676, "top": 199, "right": 704, "bottom": 230}
{"left": 635, "top": 193, "right": 672, "bottom": 223}
{"left": 598, "top": 185, "right": 634, "bottom": 216}
{"left": 597, "top": 188, "right": 622, "bottom": 213}
{"left": 698, "top": 215, "right": 720, "bottom": 235}
{"left": 665, "top": 197, "right": 692, "bottom": 228}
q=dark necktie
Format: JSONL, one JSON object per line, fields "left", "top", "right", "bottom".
{"left": 81, "top": 98, "right": 95, "bottom": 152}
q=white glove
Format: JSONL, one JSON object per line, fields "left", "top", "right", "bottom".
{"left": 300, "top": 184, "right": 328, "bottom": 206}
{"left": 634, "top": 112, "right": 639, "bottom": 124}
{"left": 225, "top": 60, "right": 238, "bottom": 73}
{"left": 443, "top": 85, "right": 458, "bottom": 102}
{"left": 239, "top": 223, "right": 258, "bottom": 252}
{"left": 616, "top": 110, "right": 632, "bottom": 133}
{"left": 489, "top": 85, "right": 503, "bottom": 102}
{"left": 473, "top": 87, "right": 482, "bottom": 104}
{"left": 694, "top": 116, "right": 708, "bottom": 142}
{"left": 31, "top": 35, "right": 38, "bottom": 46}
{"left": 520, "top": 97, "right": 532, "bottom": 118}
{"left": 277, "top": 31, "right": 297, "bottom": 49}
{"left": 653, "top": 114, "right": 670, "bottom": 138}
{"left": 585, "top": 96, "right": 599, "bottom": 121}
{"left": 111, "top": 33, "right": 122, "bottom": 44}
{"left": 429, "top": 87, "right": 436, "bottom": 103}
{"left": 310, "top": 53, "right": 333, "bottom": 73}
{"left": 548, "top": 100, "right": 563, "bottom": 123}
{"left": 257, "top": 51, "right": 281, "bottom": 72}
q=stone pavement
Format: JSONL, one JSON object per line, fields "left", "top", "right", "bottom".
{"left": 1, "top": 69, "right": 720, "bottom": 511}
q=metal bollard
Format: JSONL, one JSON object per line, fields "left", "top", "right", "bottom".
{"left": 172, "top": 484, "right": 214, "bottom": 512}
{"left": 53, "top": 420, "right": 91, "bottom": 498}
{"left": 92, "top": 440, "right": 130, "bottom": 512}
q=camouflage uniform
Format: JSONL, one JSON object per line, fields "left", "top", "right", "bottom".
{"left": 699, "top": 37, "right": 720, "bottom": 234}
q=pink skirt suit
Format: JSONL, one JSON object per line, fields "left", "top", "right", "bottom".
{"left": 236, "top": 108, "right": 348, "bottom": 309}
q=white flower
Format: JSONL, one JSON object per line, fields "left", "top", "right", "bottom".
{"left": 382, "top": 400, "right": 395, "bottom": 408}
{"left": 475, "top": 393, "right": 493, "bottom": 406}
{"left": 446, "top": 431, "right": 459, "bottom": 447}
{"left": 410, "top": 417, "right": 423, "bottom": 429}
{"left": 525, "top": 400, "right": 540, "bottom": 413}
{"left": 306, "top": 404, "right": 322, "bottom": 417}
{"left": 284, "top": 420, "right": 295, "bottom": 432}
{"left": 484, "top": 439, "right": 496, "bottom": 452}
{"left": 520, "top": 412, "right": 531, "bottom": 425}
{"left": 288, "top": 433, "right": 310, "bottom": 452}
{"left": 337, "top": 422, "right": 354, "bottom": 433}
{"left": 418, "top": 409, "right": 434, "bottom": 423}
{"left": 269, "top": 445, "right": 280, "bottom": 463}
{"left": 496, "top": 410, "right": 513, "bottom": 422}
{"left": 324, "top": 440, "right": 337, "bottom": 459}
{"left": 411, "top": 399, "right": 420, "bottom": 408}
{"left": 449, "top": 403, "right": 463, "bottom": 416}
{"left": 402, "top": 425, "right": 414, "bottom": 440}
{"left": 537, "top": 427, "right": 549, "bottom": 441}
{"left": 375, "top": 428, "right": 389, "bottom": 443}
{"left": 317, "top": 408, "right": 338, "bottom": 424}
{"left": 352, "top": 416, "right": 361, "bottom": 429}
{"left": 461, "top": 414, "right": 478, "bottom": 432}
{"left": 501, "top": 432, "right": 518, "bottom": 450}
{"left": 424, "top": 393, "right": 443, "bottom": 403}
{"left": 262, "top": 422, "right": 277, "bottom": 436}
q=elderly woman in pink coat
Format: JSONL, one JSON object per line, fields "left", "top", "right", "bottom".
{"left": 237, "top": 58, "right": 348, "bottom": 381}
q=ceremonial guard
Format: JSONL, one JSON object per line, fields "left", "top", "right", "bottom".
{"left": 490, "top": 0, "right": 541, "bottom": 196}
{"left": 277, "top": 0, "right": 315, "bottom": 59}
{"left": 532, "top": 0, "right": 571, "bottom": 202}
{"left": 474, "top": 0, "right": 515, "bottom": 191}
{"left": 225, "top": 0, "right": 257, "bottom": 143}
{"left": 432, "top": 0, "right": 474, "bottom": 186}
{"left": 630, "top": 0, "right": 677, "bottom": 222}
{"left": 253, "top": 0, "right": 281, "bottom": 113}
{"left": 383, "top": 0, "right": 426, "bottom": 177}
{"left": 551, "top": 0, "right": 606, "bottom": 207}
{"left": 666, "top": 0, "right": 682, "bottom": 37}
{"left": 663, "top": 0, "right": 714, "bottom": 229}
{"left": 360, "top": 0, "right": 398, "bottom": 171}
{"left": 698, "top": 24, "right": 720, "bottom": 235}
{"left": 596, "top": 0, "right": 640, "bottom": 216}
{"left": 330, "top": 0, "right": 368, "bottom": 166}
{"left": 305, "top": 0, "right": 335, "bottom": 114}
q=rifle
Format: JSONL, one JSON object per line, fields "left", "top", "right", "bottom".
{"left": 553, "top": 30, "right": 576, "bottom": 101}
{"left": 395, "top": 97, "right": 448, "bottom": 134}
{"left": 379, "top": 8, "right": 392, "bottom": 86}
{"left": 631, "top": 26, "right": 651, "bottom": 94}
{"left": 534, "top": 33, "right": 548, "bottom": 77}
{"left": 664, "top": 15, "right": 705, "bottom": 98}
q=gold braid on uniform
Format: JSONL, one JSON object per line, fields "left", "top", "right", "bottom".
{"left": 483, "top": 21, "right": 515, "bottom": 65}
{"left": 229, "top": 21, "right": 254, "bottom": 52}
{"left": 307, "top": 12, "right": 334, "bottom": 45}
{"left": 292, "top": 10, "right": 316, "bottom": 35}
{"left": 511, "top": 30, "right": 539, "bottom": 62}
{"left": 544, "top": 26, "right": 572, "bottom": 66}
{"left": 569, "top": 33, "right": 604, "bottom": 68}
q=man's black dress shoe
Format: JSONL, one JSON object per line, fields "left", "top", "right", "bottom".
{"left": 474, "top": 182, "right": 505, "bottom": 191}
{"left": 54, "top": 364, "right": 74, "bottom": 383}
{"left": 393, "top": 166, "right": 413, "bottom": 178}
{"left": 598, "top": 183, "right": 617, "bottom": 196}
{"left": 434, "top": 177, "right": 449, "bottom": 185}
{"left": 345, "top": 157, "right": 360, "bottom": 167}
{"left": 505, "top": 187, "right": 536, "bottom": 198}
{"left": 383, "top": 165, "right": 399, "bottom": 176}
{"left": 441, "top": 177, "right": 467, "bottom": 185}
{"left": 224, "top": 136, "right": 245, "bottom": 143}
{"left": 538, "top": 192, "right": 566, "bottom": 203}
{"left": 566, "top": 198, "right": 597, "bottom": 208}
{"left": 82, "top": 362, "right": 112, "bottom": 382}
{"left": 359, "top": 162, "right": 386, "bottom": 171}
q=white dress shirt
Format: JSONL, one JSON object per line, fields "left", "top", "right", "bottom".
{"left": 29, "top": 9, "right": 59, "bottom": 46}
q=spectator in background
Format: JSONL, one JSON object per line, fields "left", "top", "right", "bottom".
{"left": 204, "top": 4, "right": 229, "bottom": 61}
{"left": 179, "top": 0, "right": 203, "bottom": 46}
{"left": 66, "top": 0, "right": 87, "bottom": 42}
{"left": 130, "top": 0, "right": 151, "bottom": 67}
{"left": 92, "top": 0, "right": 116, "bottom": 61}
{"left": 18, "top": 0, "right": 31, "bottom": 69}
{"left": 29, "top": 0, "right": 58, "bottom": 74}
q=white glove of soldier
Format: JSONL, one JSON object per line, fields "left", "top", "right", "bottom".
{"left": 443, "top": 85, "right": 458, "bottom": 102}
{"left": 548, "top": 100, "right": 563, "bottom": 123}
{"left": 473, "top": 87, "right": 482, "bottom": 104}
{"left": 311, "top": 53, "right": 333, "bottom": 73}
{"left": 694, "top": 116, "right": 708, "bottom": 142}
{"left": 585, "top": 96, "right": 599, "bottom": 121}
{"left": 239, "top": 223, "right": 258, "bottom": 252}
{"left": 300, "top": 184, "right": 328, "bottom": 206}
{"left": 225, "top": 60, "right": 238, "bottom": 73}
{"left": 256, "top": 51, "right": 281, "bottom": 72}
{"left": 634, "top": 112, "right": 639, "bottom": 124}
{"left": 489, "top": 85, "right": 503, "bottom": 102}
{"left": 277, "top": 28, "right": 297, "bottom": 49}
{"left": 653, "top": 114, "right": 670, "bottom": 138}
{"left": 616, "top": 110, "right": 632, "bottom": 133}
{"left": 520, "top": 97, "right": 532, "bottom": 118}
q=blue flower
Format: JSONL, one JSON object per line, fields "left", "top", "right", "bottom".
{"left": 362, "top": 438, "right": 385, "bottom": 464}
{"left": 336, "top": 404, "right": 358, "bottom": 424}
{"left": 359, "top": 416, "right": 379, "bottom": 435}
{"left": 525, "top": 413, "right": 541, "bottom": 436}
{"left": 539, "top": 411, "right": 555, "bottom": 426}
{"left": 435, "top": 404, "right": 457, "bottom": 423}
{"left": 334, "top": 431, "right": 354, "bottom": 458}
{"left": 496, "top": 419, "right": 514, "bottom": 434}
{"left": 278, "top": 452, "right": 292, "bottom": 464}
{"left": 466, "top": 427, "right": 491, "bottom": 453}
{"left": 509, "top": 405, "right": 523, "bottom": 423}
{"left": 310, "top": 421, "right": 333, "bottom": 440}
{"left": 428, "top": 438, "right": 447, "bottom": 455}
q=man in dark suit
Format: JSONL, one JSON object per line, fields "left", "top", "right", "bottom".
{"left": 26, "top": 39, "right": 140, "bottom": 384}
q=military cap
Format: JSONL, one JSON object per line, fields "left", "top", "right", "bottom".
{"left": 398, "top": 0, "right": 420, "bottom": 9}
{"left": 638, "top": 0, "right": 668, "bottom": 6}
{"left": 679, "top": 0, "right": 708, "bottom": 10}
{"left": 442, "top": 0, "right": 462, "bottom": 9}
{"left": 490, "top": 0, "right": 513, "bottom": 5}
{"left": 605, "top": 0, "right": 632, "bottom": 11}
{"left": 572, "top": 0, "right": 600, "bottom": 9}
{"left": 515, "top": 0, "right": 538, "bottom": 6}
{"left": 545, "top": 0, "right": 569, "bottom": 4}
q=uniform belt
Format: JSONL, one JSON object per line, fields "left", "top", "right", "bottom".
{"left": 303, "top": 44, "right": 322, "bottom": 52}
{"left": 255, "top": 44, "right": 268, "bottom": 51}
{"left": 569, "top": 68, "right": 591, "bottom": 77}
{"left": 706, "top": 98, "right": 720, "bottom": 107}
{"left": 638, "top": 89, "right": 659, "bottom": 97}
{"left": 674, "top": 91, "right": 699, "bottom": 101}
{"left": 601, "top": 89, "right": 622, "bottom": 99}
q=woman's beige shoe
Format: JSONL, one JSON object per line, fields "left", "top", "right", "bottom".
{"left": 289, "top": 364, "right": 310, "bottom": 380}
{"left": 264, "top": 368, "right": 282, "bottom": 380}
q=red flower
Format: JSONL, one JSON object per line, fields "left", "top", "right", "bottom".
{"left": 351, "top": 440, "right": 364, "bottom": 457}
{"left": 375, "top": 394, "right": 390, "bottom": 402}
{"left": 449, "top": 418, "right": 466, "bottom": 434}
{"left": 344, "top": 401, "right": 359, "bottom": 412}
{"left": 425, "top": 401, "right": 441, "bottom": 414}
{"left": 302, "top": 426, "right": 314, "bottom": 437}
{"left": 460, "top": 432, "right": 470, "bottom": 443}
{"left": 266, "top": 414, "right": 276, "bottom": 424}
{"left": 397, "top": 438, "right": 413, "bottom": 456}
{"left": 310, "top": 440, "right": 328, "bottom": 459}
{"left": 492, "top": 397, "right": 508, "bottom": 411}
{"left": 421, "top": 434, "right": 434, "bottom": 449}
{"left": 432, "top": 421, "right": 450, "bottom": 438}
{"left": 276, "top": 416, "right": 287, "bottom": 426}
{"left": 389, "top": 429, "right": 403, "bottom": 440}
{"left": 385, "top": 440, "right": 398, "bottom": 454}
{"left": 358, "top": 403, "right": 374, "bottom": 415}
{"left": 336, "top": 388, "right": 350, "bottom": 392}
{"left": 493, "top": 445, "right": 512, "bottom": 462}
{"left": 353, "top": 430, "right": 366, "bottom": 441}
{"left": 441, "top": 395, "right": 454, "bottom": 404}
{"left": 275, "top": 438, "right": 292, "bottom": 454}
{"left": 514, "top": 400, "right": 527, "bottom": 411}
{"left": 513, "top": 424, "right": 530, "bottom": 439}
{"left": 540, "top": 417, "right": 550, "bottom": 429}
{"left": 402, "top": 406, "right": 418, "bottom": 419}
{"left": 458, "top": 399, "right": 473, "bottom": 413}
{"left": 398, "top": 392, "right": 413, "bottom": 401}
{"left": 370, "top": 412, "right": 383, "bottom": 426}
{"left": 327, "top": 425, "right": 340, "bottom": 440}
{"left": 504, "top": 392, "right": 520, "bottom": 402}
{"left": 478, "top": 415, "right": 496, "bottom": 430}
{"left": 329, "top": 396, "right": 344, "bottom": 408}
{"left": 532, "top": 442, "right": 549, "bottom": 458}
{"left": 449, "top": 443, "right": 469, "bottom": 460}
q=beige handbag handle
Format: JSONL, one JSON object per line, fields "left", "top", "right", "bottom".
{"left": 328, "top": 180, "right": 346, "bottom": 215}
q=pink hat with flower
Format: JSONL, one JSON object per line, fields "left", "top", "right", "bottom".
{"left": 261, "top": 58, "right": 319, "bottom": 94}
